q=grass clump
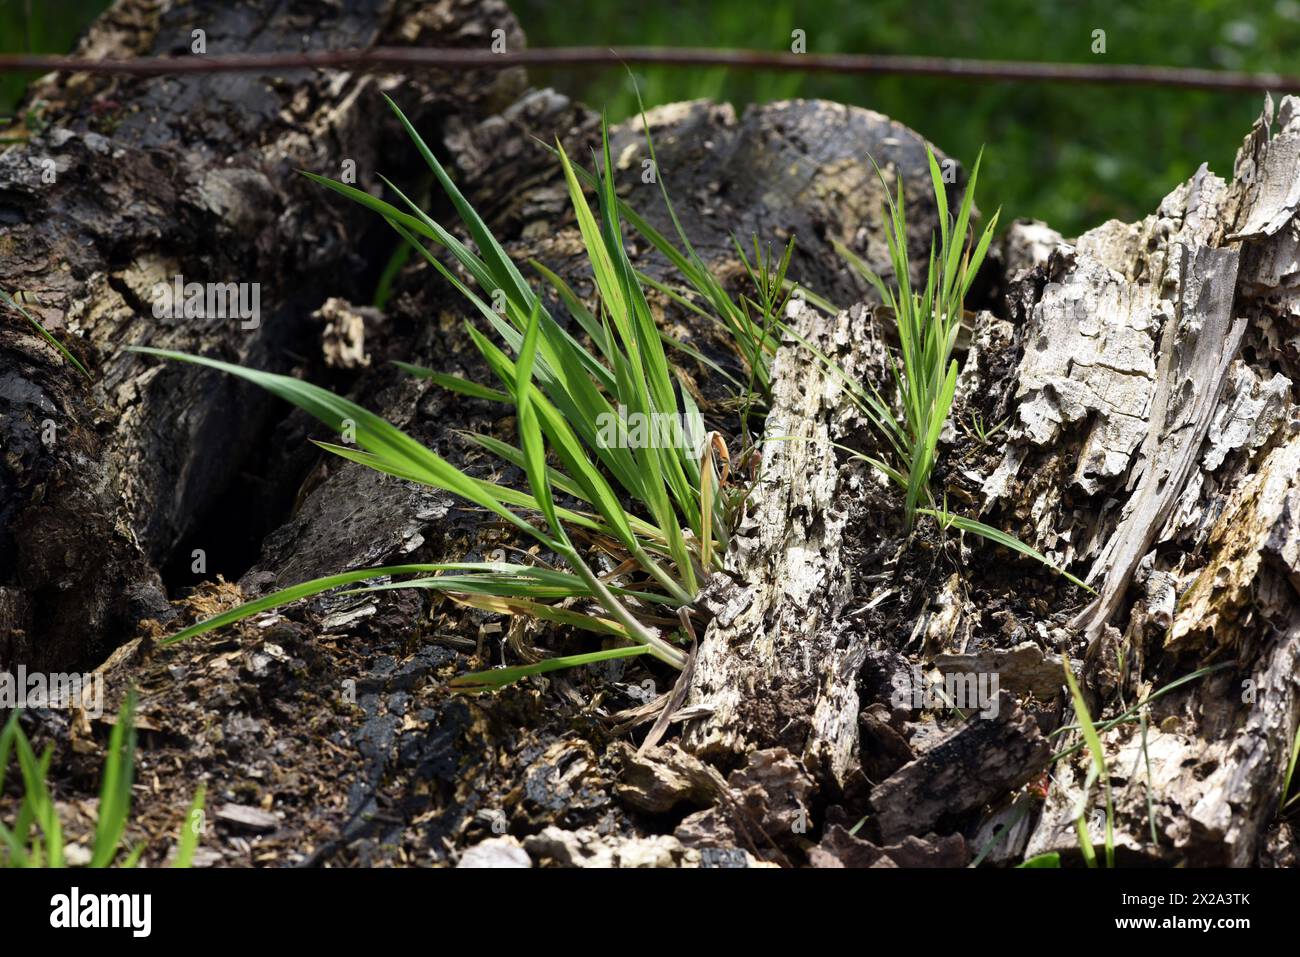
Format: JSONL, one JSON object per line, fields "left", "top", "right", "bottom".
{"left": 135, "top": 95, "right": 768, "bottom": 687}
{"left": 0, "top": 694, "right": 205, "bottom": 867}
{"left": 833, "top": 146, "right": 996, "bottom": 529}
{"left": 829, "top": 148, "right": 1089, "bottom": 591}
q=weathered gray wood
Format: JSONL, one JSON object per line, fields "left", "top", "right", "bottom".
{"left": 1016, "top": 95, "right": 1300, "bottom": 865}
{"left": 934, "top": 641, "right": 1077, "bottom": 702}
{"left": 672, "top": 105, "right": 984, "bottom": 801}
{"left": 680, "top": 299, "right": 876, "bottom": 787}
{"left": 1070, "top": 244, "right": 1243, "bottom": 636}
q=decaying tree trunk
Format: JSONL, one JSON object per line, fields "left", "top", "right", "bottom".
{"left": 998, "top": 96, "right": 1300, "bottom": 866}
{"left": 676, "top": 96, "right": 1300, "bottom": 867}
{"left": 6, "top": 0, "right": 1300, "bottom": 869}
{"left": 681, "top": 298, "right": 877, "bottom": 790}
{"left": 671, "top": 108, "right": 958, "bottom": 790}
{"left": 0, "top": 0, "right": 527, "bottom": 670}
{"left": 4, "top": 0, "right": 974, "bottom": 866}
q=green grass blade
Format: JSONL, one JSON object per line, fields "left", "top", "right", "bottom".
{"left": 393, "top": 363, "right": 509, "bottom": 403}
{"left": 382, "top": 94, "right": 533, "bottom": 308}
{"left": 0, "top": 711, "right": 15, "bottom": 798}
{"left": 173, "top": 784, "right": 207, "bottom": 868}
{"left": 1, "top": 288, "right": 90, "bottom": 378}
{"left": 351, "top": 570, "right": 676, "bottom": 606}
{"left": 298, "top": 171, "right": 440, "bottom": 244}
{"left": 514, "top": 301, "right": 562, "bottom": 536}
{"left": 14, "top": 731, "right": 61, "bottom": 867}
{"left": 918, "top": 508, "right": 1095, "bottom": 593}
{"left": 1281, "top": 720, "right": 1300, "bottom": 814}
{"left": 450, "top": 644, "right": 653, "bottom": 693}
{"left": 1064, "top": 656, "right": 1113, "bottom": 867}
{"left": 90, "top": 692, "right": 136, "bottom": 867}
{"left": 157, "top": 563, "right": 503, "bottom": 644}
{"left": 129, "top": 347, "right": 561, "bottom": 554}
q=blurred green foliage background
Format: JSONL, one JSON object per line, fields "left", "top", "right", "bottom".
{"left": 0, "top": 0, "right": 109, "bottom": 122}
{"left": 5, "top": 0, "right": 1299, "bottom": 235}
{"left": 515, "top": 0, "right": 1300, "bottom": 235}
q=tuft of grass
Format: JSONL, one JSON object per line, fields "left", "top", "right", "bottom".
{"left": 0, "top": 693, "right": 201, "bottom": 868}
{"left": 834, "top": 145, "right": 997, "bottom": 528}
{"left": 823, "top": 149, "right": 1087, "bottom": 591}
{"left": 557, "top": 79, "right": 785, "bottom": 407}
{"left": 832, "top": 145, "right": 993, "bottom": 527}
{"left": 1, "top": 287, "right": 90, "bottom": 378}
{"left": 0, "top": 707, "right": 66, "bottom": 867}
{"left": 132, "top": 95, "right": 770, "bottom": 689}
{"left": 964, "top": 411, "right": 1007, "bottom": 446}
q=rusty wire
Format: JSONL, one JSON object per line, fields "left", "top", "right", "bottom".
{"left": 0, "top": 46, "right": 1293, "bottom": 93}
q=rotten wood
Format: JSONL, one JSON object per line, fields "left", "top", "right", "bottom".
{"left": 0, "top": 0, "right": 526, "bottom": 670}
{"left": 680, "top": 298, "right": 876, "bottom": 783}
{"left": 997, "top": 95, "right": 1300, "bottom": 865}
{"left": 8, "top": 0, "right": 1300, "bottom": 871}
{"left": 869, "top": 692, "right": 1051, "bottom": 844}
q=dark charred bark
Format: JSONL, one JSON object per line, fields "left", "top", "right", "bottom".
{"left": 0, "top": 0, "right": 526, "bottom": 669}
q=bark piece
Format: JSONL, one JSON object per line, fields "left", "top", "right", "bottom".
{"left": 1168, "top": 431, "right": 1300, "bottom": 653}
{"left": 672, "top": 747, "right": 814, "bottom": 859}
{"left": 933, "top": 641, "right": 1074, "bottom": 702}
{"left": 809, "top": 824, "right": 968, "bottom": 868}
{"left": 857, "top": 706, "right": 915, "bottom": 784}
{"left": 1027, "top": 615, "right": 1298, "bottom": 866}
{"left": 907, "top": 572, "right": 971, "bottom": 655}
{"left": 869, "top": 693, "right": 1051, "bottom": 844}
{"left": 507, "top": 739, "right": 605, "bottom": 827}
{"left": 611, "top": 741, "right": 726, "bottom": 814}
{"left": 808, "top": 825, "right": 894, "bottom": 868}
{"left": 996, "top": 219, "right": 1066, "bottom": 282}
{"left": 457, "top": 836, "right": 532, "bottom": 868}
{"left": 981, "top": 163, "right": 1236, "bottom": 572}
{"left": 523, "top": 826, "right": 709, "bottom": 868}
{"left": 1031, "top": 435, "right": 1298, "bottom": 865}
{"left": 969, "top": 795, "right": 1040, "bottom": 867}
{"left": 214, "top": 803, "right": 279, "bottom": 833}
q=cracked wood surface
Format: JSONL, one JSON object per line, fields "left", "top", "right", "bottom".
{"left": 1004, "top": 95, "right": 1300, "bottom": 865}
{"left": 682, "top": 299, "right": 877, "bottom": 789}
{"left": 8, "top": 0, "right": 1300, "bottom": 869}
{"left": 0, "top": 0, "right": 526, "bottom": 669}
